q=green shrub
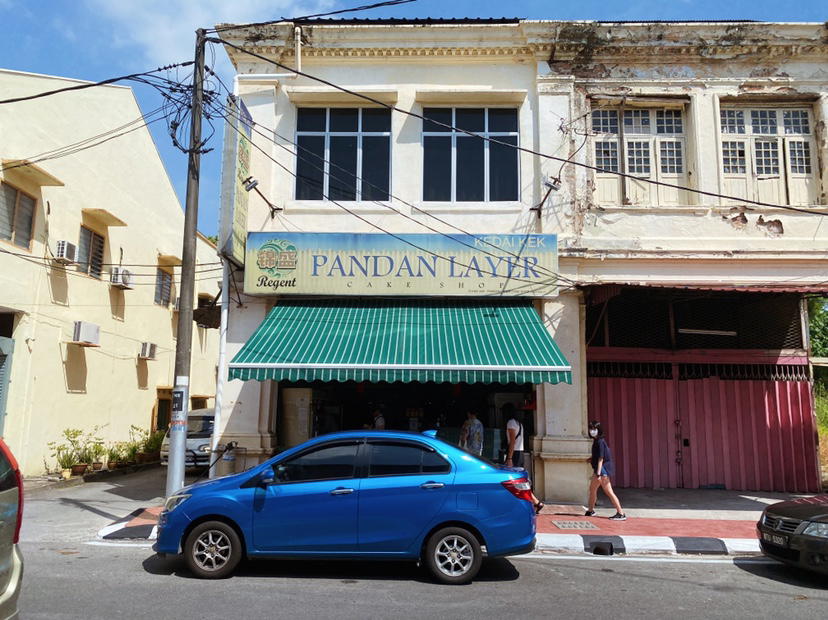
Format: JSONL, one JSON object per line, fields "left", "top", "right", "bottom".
{"left": 815, "top": 382, "right": 828, "bottom": 435}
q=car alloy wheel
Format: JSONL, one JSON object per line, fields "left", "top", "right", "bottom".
{"left": 193, "top": 530, "right": 232, "bottom": 572}
{"left": 435, "top": 535, "right": 474, "bottom": 577}
{"left": 183, "top": 520, "right": 242, "bottom": 579}
{"left": 424, "top": 526, "right": 482, "bottom": 585}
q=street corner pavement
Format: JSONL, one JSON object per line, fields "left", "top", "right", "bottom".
{"left": 534, "top": 505, "right": 760, "bottom": 556}
{"left": 98, "top": 506, "right": 162, "bottom": 540}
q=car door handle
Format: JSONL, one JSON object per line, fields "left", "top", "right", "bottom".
{"left": 420, "top": 482, "right": 444, "bottom": 489}
{"left": 329, "top": 487, "right": 354, "bottom": 495}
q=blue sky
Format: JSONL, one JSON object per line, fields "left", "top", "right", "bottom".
{"left": 2, "top": 0, "right": 825, "bottom": 236}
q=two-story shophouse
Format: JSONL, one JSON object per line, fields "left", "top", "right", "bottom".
{"left": 0, "top": 69, "right": 220, "bottom": 475}
{"left": 213, "top": 19, "right": 828, "bottom": 501}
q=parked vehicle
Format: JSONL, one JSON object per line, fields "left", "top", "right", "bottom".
{"left": 757, "top": 496, "right": 828, "bottom": 575}
{"left": 0, "top": 439, "right": 23, "bottom": 619}
{"left": 160, "top": 409, "right": 215, "bottom": 468}
{"left": 154, "top": 430, "right": 536, "bottom": 584}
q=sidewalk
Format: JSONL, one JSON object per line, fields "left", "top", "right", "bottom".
{"left": 96, "top": 481, "right": 801, "bottom": 556}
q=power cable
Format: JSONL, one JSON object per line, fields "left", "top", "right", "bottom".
{"left": 207, "top": 0, "right": 417, "bottom": 34}
{"left": 210, "top": 38, "right": 828, "bottom": 217}
{"left": 0, "top": 63, "right": 194, "bottom": 105}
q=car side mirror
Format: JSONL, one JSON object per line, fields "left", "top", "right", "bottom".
{"left": 258, "top": 471, "right": 276, "bottom": 487}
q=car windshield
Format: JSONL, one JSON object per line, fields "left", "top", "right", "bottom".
{"left": 188, "top": 416, "right": 214, "bottom": 438}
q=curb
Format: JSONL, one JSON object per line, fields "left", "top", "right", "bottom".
{"left": 98, "top": 507, "right": 160, "bottom": 541}
{"left": 535, "top": 533, "right": 760, "bottom": 556}
{"left": 26, "top": 463, "right": 162, "bottom": 495}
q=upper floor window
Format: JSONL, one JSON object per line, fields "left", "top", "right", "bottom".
{"left": 295, "top": 107, "right": 391, "bottom": 201}
{"left": 76, "top": 226, "right": 105, "bottom": 278}
{"left": 0, "top": 182, "right": 35, "bottom": 250}
{"left": 591, "top": 106, "right": 687, "bottom": 207}
{"left": 155, "top": 268, "right": 173, "bottom": 306}
{"left": 719, "top": 106, "right": 817, "bottom": 206}
{"left": 423, "top": 107, "right": 519, "bottom": 202}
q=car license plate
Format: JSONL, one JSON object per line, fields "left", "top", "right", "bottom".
{"left": 762, "top": 532, "right": 787, "bottom": 547}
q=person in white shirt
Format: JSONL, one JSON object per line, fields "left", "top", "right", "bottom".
{"left": 372, "top": 408, "right": 386, "bottom": 430}
{"left": 504, "top": 404, "right": 543, "bottom": 514}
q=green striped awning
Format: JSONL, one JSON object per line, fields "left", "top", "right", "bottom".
{"left": 229, "top": 300, "right": 571, "bottom": 385}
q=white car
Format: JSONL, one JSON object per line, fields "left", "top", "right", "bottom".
{"left": 160, "top": 409, "right": 214, "bottom": 468}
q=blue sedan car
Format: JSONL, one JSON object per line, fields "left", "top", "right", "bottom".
{"left": 154, "top": 430, "right": 536, "bottom": 584}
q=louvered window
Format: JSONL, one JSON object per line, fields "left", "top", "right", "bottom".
{"left": 77, "top": 226, "right": 105, "bottom": 278}
{"left": 155, "top": 268, "right": 173, "bottom": 306}
{"left": 0, "top": 182, "right": 36, "bottom": 250}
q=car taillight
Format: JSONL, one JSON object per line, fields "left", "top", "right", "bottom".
{"left": 501, "top": 477, "right": 533, "bottom": 502}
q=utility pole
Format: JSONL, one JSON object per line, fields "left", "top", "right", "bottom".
{"left": 166, "top": 28, "right": 206, "bottom": 497}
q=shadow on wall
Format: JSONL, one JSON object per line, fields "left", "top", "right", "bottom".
{"left": 109, "top": 287, "right": 125, "bottom": 321}
{"left": 171, "top": 313, "right": 178, "bottom": 341}
{"left": 47, "top": 265, "right": 69, "bottom": 306}
{"left": 136, "top": 358, "right": 148, "bottom": 390}
{"left": 63, "top": 343, "right": 87, "bottom": 393}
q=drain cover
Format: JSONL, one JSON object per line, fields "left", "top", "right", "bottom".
{"left": 552, "top": 520, "right": 598, "bottom": 530}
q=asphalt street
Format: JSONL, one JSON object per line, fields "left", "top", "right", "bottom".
{"left": 20, "top": 470, "right": 828, "bottom": 619}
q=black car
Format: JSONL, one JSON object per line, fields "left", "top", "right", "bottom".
{"left": 757, "top": 495, "right": 828, "bottom": 575}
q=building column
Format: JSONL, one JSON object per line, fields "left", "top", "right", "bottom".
{"left": 217, "top": 296, "right": 275, "bottom": 468}
{"left": 533, "top": 290, "right": 591, "bottom": 504}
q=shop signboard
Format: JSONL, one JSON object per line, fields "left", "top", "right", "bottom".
{"left": 217, "top": 97, "right": 253, "bottom": 267}
{"left": 243, "top": 232, "right": 559, "bottom": 297}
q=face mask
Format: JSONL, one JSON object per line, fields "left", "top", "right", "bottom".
{"left": 589, "top": 429, "right": 598, "bottom": 438}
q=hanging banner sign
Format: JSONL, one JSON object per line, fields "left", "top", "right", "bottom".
{"left": 218, "top": 97, "right": 253, "bottom": 267}
{"left": 244, "top": 232, "right": 559, "bottom": 297}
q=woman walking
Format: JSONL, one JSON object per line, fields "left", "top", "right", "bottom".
{"left": 585, "top": 421, "right": 626, "bottom": 521}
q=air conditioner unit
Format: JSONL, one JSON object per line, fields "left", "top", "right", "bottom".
{"left": 138, "top": 342, "right": 157, "bottom": 360}
{"left": 71, "top": 321, "right": 100, "bottom": 347}
{"left": 54, "top": 241, "right": 77, "bottom": 265}
{"left": 110, "top": 267, "right": 133, "bottom": 290}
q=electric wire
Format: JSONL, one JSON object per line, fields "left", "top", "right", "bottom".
{"left": 210, "top": 38, "right": 828, "bottom": 217}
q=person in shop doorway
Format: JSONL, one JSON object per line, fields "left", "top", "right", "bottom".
{"left": 504, "top": 404, "right": 544, "bottom": 514}
{"left": 371, "top": 408, "right": 386, "bottom": 430}
{"left": 585, "top": 421, "right": 627, "bottom": 521}
{"left": 459, "top": 410, "right": 484, "bottom": 456}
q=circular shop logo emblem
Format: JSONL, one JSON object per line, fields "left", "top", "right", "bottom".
{"left": 256, "top": 239, "right": 298, "bottom": 278}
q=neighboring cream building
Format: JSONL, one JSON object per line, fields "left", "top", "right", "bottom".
{"left": 0, "top": 69, "right": 220, "bottom": 475}
{"left": 212, "top": 20, "right": 828, "bottom": 501}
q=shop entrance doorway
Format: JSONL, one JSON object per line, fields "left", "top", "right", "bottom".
{"left": 278, "top": 381, "right": 535, "bottom": 462}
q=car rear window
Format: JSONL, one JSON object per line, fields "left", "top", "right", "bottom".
{"left": 187, "top": 416, "right": 214, "bottom": 438}
{"left": 368, "top": 442, "right": 450, "bottom": 476}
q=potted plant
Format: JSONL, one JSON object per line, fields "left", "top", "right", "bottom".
{"left": 130, "top": 425, "right": 150, "bottom": 463}
{"left": 90, "top": 440, "right": 106, "bottom": 471}
{"left": 143, "top": 430, "right": 165, "bottom": 462}
{"left": 48, "top": 442, "right": 76, "bottom": 480}
{"left": 105, "top": 444, "right": 122, "bottom": 469}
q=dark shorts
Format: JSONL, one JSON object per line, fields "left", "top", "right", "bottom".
{"left": 512, "top": 450, "right": 524, "bottom": 468}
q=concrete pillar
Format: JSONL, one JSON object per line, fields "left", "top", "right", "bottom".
{"left": 533, "top": 289, "right": 591, "bottom": 504}
{"left": 689, "top": 92, "right": 721, "bottom": 207}
{"left": 219, "top": 294, "right": 274, "bottom": 466}
{"left": 815, "top": 94, "right": 828, "bottom": 204}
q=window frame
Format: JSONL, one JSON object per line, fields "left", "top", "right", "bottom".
{"left": 590, "top": 105, "right": 688, "bottom": 206}
{"left": 76, "top": 225, "right": 105, "bottom": 279}
{"left": 0, "top": 181, "right": 37, "bottom": 252}
{"left": 421, "top": 106, "right": 521, "bottom": 203}
{"left": 154, "top": 267, "right": 173, "bottom": 306}
{"left": 718, "top": 104, "right": 817, "bottom": 205}
{"left": 365, "top": 439, "right": 452, "bottom": 478}
{"left": 294, "top": 107, "right": 392, "bottom": 202}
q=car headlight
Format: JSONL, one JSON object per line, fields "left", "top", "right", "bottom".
{"left": 163, "top": 494, "right": 191, "bottom": 512}
{"left": 802, "top": 522, "right": 828, "bottom": 538}
{"left": 198, "top": 444, "right": 210, "bottom": 453}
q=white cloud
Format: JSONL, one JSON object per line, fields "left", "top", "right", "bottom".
{"left": 84, "top": 0, "right": 334, "bottom": 68}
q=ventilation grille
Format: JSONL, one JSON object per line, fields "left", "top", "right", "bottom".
{"left": 587, "top": 361, "right": 673, "bottom": 379}
{"left": 678, "top": 363, "right": 809, "bottom": 381}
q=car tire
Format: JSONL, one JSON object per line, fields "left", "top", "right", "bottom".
{"left": 424, "top": 526, "right": 482, "bottom": 585}
{"left": 183, "top": 520, "right": 242, "bottom": 579}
